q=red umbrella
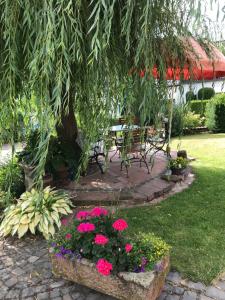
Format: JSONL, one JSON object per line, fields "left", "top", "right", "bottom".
{"left": 142, "top": 37, "right": 225, "bottom": 81}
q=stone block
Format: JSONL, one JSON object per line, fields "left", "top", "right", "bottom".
{"left": 182, "top": 291, "right": 197, "bottom": 300}
{"left": 205, "top": 286, "right": 225, "bottom": 300}
{"left": 50, "top": 254, "right": 170, "bottom": 300}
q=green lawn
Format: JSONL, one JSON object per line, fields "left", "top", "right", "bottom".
{"left": 120, "top": 133, "right": 225, "bottom": 284}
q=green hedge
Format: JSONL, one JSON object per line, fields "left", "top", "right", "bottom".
{"left": 186, "top": 91, "right": 196, "bottom": 102}
{"left": 189, "top": 100, "right": 209, "bottom": 116}
{"left": 205, "top": 93, "right": 225, "bottom": 132}
{"left": 198, "top": 87, "right": 215, "bottom": 100}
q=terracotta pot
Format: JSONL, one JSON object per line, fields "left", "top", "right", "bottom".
{"left": 54, "top": 165, "right": 69, "bottom": 180}
{"left": 43, "top": 174, "right": 53, "bottom": 187}
{"left": 50, "top": 253, "right": 170, "bottom": 300}
{"left": 177, "top": 150, "right": 188, "bottom": 159}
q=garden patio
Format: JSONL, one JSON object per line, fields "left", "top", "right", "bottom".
{"left": 1, "top": 133, "right": 225, "bottom": 300}
{"left": 1, "top": 1, "right": 225, "bottom": 300}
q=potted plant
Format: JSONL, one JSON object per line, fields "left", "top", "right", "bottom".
{"left": 169, "top": 157, "right": 188, "bottom": 175}
{"left": 17, "top": 130, "right": 54, "bottom": 190}
{"left": 49, "top": 207, "right": 170, "bottom": 300}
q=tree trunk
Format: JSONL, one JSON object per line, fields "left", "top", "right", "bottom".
{"left": 56, "top": 96, "right": 82, "bottom": 170}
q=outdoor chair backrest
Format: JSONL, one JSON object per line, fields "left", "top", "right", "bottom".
{"left": 113, "top": 116, "right": 140, "bottom": 126}
{"left": 123, "top": 129, "right": 145, "bottom": 153}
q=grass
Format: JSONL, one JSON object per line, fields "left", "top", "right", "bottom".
{"left": 119, "top": 133, "right": 225, "bottom": 284}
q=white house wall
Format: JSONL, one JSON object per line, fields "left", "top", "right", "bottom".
{"left": 173, "top": 78, "right": 225, "bottom": 104}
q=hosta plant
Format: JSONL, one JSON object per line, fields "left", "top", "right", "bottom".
{"left": 50, "top": 207, "right": 170, "bottom": 276}
{"left": 0, "top": 186, "right": 73, "bottom": 239}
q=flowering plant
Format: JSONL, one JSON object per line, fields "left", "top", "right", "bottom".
{"left": 168, "top": 157, "right": 188, "bottom": 170}
{"left": 50, "top": 207, "right": 170, "bottom": 276}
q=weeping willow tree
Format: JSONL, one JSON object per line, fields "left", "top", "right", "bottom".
{"left": 0, "top": 0, "right": 219, "bottom": 188}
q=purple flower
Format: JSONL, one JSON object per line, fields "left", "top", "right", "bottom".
{"left": 141, "top": 257, "right": 148, "bottom": 266}
{"left": 140, "top": 266, "right": 145, "bottom": 272}
{"left": 51, "top": 242, "right": 57, "bottom": 248}
{"left": 134, "top": 265, "right": 145, "bottom": 273}
{"left": 55, "top": 253, "right": 63, "bottom": 258}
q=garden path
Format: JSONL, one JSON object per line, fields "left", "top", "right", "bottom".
{"left": 0, "top": 237, "right": 225, "bottom": 300}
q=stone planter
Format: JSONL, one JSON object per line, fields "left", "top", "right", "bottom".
{"left": 171, "top": 167, "right": 186, "bottom": 176}
{"left": 50, "top": 253, "right": 170, "bottom": 300}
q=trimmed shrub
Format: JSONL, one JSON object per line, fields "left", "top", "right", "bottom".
{"left": 197, "top": 87, "right": 215, "bottom": 100}
{"left": 183, "top": 112, "right": 203, "bottom": 129}
{"left": 189, "top": 100, "right": 209, "bottom": 116}
{"left": 186, "top": 91, "right": 196, "bottom": 102}
{"left": 205, "top": 93, "right": 225, "bottom": 132}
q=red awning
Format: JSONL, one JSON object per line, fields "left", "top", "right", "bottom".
{"left": 146, "top": 37, "right": 225, "bottom": 81}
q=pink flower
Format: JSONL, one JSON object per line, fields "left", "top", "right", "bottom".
{"left": 76, "top": 211, "right": 89, "bottom": 220}
{"left": 94, "top": 234, "right": 109, "bottom": 245}
{"left": 61, "top": 218, "right": 68, "bottom": 226}
{"left": 77, "top": 222, "right": 95, "bottom": 233}
{"left": 125, "top": 243, "right": 133, "bottom": 253}
{"left": 96, "top": 258, "right": 113, "bottom": 276}
{"left": 65, "top": 233, "right": 72, "bottom": 240}
{"left": 139, "top": 70, "right": 145, "bottom": 78}
{"left": 90, "top": 207, "right": 108, "bottom": 218}
{"left": 112, "top": 219, "right": 128, "bottom": 231}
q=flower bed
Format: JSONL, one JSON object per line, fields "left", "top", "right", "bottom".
{"left": 49, "top": 207, "right": 170, "bottom": 299}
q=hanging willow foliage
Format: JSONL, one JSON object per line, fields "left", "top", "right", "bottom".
{"left": 0, "top": 0, "right": 220, "bottom": 190}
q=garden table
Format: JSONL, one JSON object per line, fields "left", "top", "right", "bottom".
{"left": 109, "top": 124, "right": 139, "bottom": 133}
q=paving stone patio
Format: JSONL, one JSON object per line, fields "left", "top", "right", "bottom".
{"left": 0, "top": 237, "right": 225, "bottom": 300}
{"left": 62, "top": 150, "right": 176, "bottom": 206}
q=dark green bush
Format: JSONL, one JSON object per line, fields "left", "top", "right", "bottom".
{"left": 186, "top": 91, "right": 196, "bottom": 102}
{"left": 171, "top": 104, "right": 189, "bottom": 137}
{"left": 205, "top": 93, "right": 225, "bottom": 132}
{"left": 189, "top": 100, "right": 209, "bottom": 116}
{"left": 0, "top": 190, "right": 14, "bottom": 216}
{"left": 0, "top": 160, "right": 25, "bottom": 198}
{"left": 197, "top": 87, "right": 215, "bottom": 100}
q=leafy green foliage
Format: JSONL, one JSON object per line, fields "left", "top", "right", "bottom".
{"left": 17, "top": 130, "right": 80, "bottom": 179}
{"left": 169, "top": 157, "right": 188, "bottom": 169}
{"left": 0, "top": 0, "right": 215, "bottom": 184}
{"left": 183, "top": 112, "right": 203, "bottom": 129}
{"left": 198, "top": 87, "right": 215, "bottom": 100}
{"left": 0, "top": 190, "right": 14, "bottom": 218}
{"left": 0, "top": 160, "right": 25, "bottom": 198}
{"left": 0, "top": 187, "right": 73, "bottom": 239}
{"left": 129, "top": 233, "right": 171, "bottom": 272}
{"left": 206, "top": 93, "right": 225, "bottom": 132}
{"left": 171, "top": 104, "right": 190, "bottom": 137}
{"left": 186, "top": 91, "right": 196, "bottom": 102}
{"left": 189, "top": 100, "right": 209, "bottom": 116}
